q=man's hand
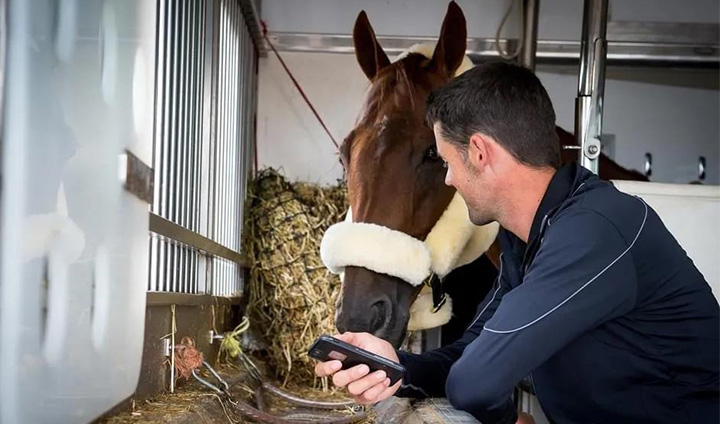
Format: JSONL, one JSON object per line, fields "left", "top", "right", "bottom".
{"left": 314, "top": 332, "right": 403, "bottom": 405}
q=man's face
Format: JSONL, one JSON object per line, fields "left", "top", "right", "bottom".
{"left": 434, "top": 123, "right": 495, "bottom": 226}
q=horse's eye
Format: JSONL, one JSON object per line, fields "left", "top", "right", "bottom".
{"left": 425, "top": 146, "right": 439, "bottom": 161}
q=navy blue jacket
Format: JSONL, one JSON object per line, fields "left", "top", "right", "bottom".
{"left": 397, "top": 163, "right": 719, "bottom": 424}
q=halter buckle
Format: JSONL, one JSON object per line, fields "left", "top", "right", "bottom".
{"left": 424, "top": 273, "right": 447, "bottom": 314}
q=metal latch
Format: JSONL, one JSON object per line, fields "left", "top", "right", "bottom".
{"left": 119, "top": 150, "right": 154, "bottom": 204}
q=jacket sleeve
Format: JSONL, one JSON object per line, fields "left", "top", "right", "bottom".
{"left": 445, "top": 208, "right": 639, "bottom": 424}
{"left": 396, "top": 252, "right": 513, "bottom": 398}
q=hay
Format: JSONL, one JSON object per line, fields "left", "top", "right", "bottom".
{"left": 243, "top": 169, "right": 348, "bottom": 387}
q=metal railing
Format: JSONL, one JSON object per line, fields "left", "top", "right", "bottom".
{"left": 149, "top": 0, "right": 257, "bottom": 297}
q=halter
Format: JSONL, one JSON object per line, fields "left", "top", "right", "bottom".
{"left": 320, "top": 192, "right": 498, "bottom": 330}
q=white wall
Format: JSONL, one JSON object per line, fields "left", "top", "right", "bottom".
{"left": 257, "top": 0, "right": 720, "bottom": 186}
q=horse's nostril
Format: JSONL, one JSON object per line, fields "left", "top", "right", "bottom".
{"left": 370, "top": 299, "right": 391, "bottom": 334}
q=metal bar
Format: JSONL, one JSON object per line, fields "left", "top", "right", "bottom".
{"left": 150, "top": 212, "right": 247, "bottom": 267}
{"left": 183, "top": 0, "right": 191, "bottom": 290}
{"left": 177, "top": 0, "right": 188, "bottom": 292}
{"left": 149, "top": 0, "right": 166, "bottom": 291}
{"left": 232, "top": 2, "right": 240, "bottom": 254}
{"left": 189, "top": 0, "right": 198, "bottom": 292}
{"left": 207, "top": 0, "right": 221, "bottom": 295}
{"left": 226, "top": 1, "right": 234, "bottom": 252}
{"left": 227, "top": 1, "right": 235, "bottom": 256}
{"left": 521, "top": 0, "right": 539, "bottom": 71}
{"left": 575, "top": 0, "right": 608, "bottom": 175}
{"left": 264, "top": 30, "right": 719, "bottom": 67}
{"left": 238, "top": 0, "right": 266, "bottom": 56}
{"left": 195, "top": 0, "right": 205, "bottom": 292}
{"left": 218, "top": 2, "right": 227, "bottom": 252}
{"left": 224, "top": 1, "right": 232, "bottom": 251}
{"left": 164, "top": 0, "right": 179, "bottom": 292}
{"left": 238, "top": 21, "right": 247, "bottom": 256}
{"left": 168, "top": 0, "right": 181, "bottom": 292}
{"left": 147, "top": 292, "right": 242, "bottom": 306}
{"left": 187, "top": 0, "right": 198, "bottom": 293}
{"left": 607, "top": 22, "right": 719, "bottom": 45}
{"left": 0, "top": 0, "right": 6, "bottom": 142}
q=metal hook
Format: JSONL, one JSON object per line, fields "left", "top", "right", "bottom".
{"left": 191, "top": 361, "right": 230, "bottom": 395}
{"left": 698, "top": 156, "right": 706, "bottom": 181}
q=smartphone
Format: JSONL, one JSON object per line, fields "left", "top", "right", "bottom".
{"left": 308, "top": 335, "right": 405, "bottom": 385}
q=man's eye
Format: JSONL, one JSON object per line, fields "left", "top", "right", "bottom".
{"left": 442, "top": 161, "right": 448, "bottom": 169}
{"left": 425, "top": 146, "right": 440, "bottom": 161}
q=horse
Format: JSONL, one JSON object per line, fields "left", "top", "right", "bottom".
{"left": 321, "top": 1, "right": 647, "bottom": 348}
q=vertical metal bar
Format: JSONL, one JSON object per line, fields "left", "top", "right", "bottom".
{"left": 575, "top": 0, "right": 608, "bottom": 175}
{"left": 185, "top": 0, "right": 196, "bottom": 292}
{"left": 195, "top": 0, "right": 204, "bottom": 293}
{"left": 186, "top": 0, "right": 194, "bottom": 292}
{"left": 176, "top": 0, "right": 184, "bottom": 290}
{"left": 180, "top": 0, "right": 190, "bottom": 292}
{"left": 179, "top": 0, "right": 190, "bottom": 291}
{"left": 216, "top": 0, "right": 226, "bottom": 294}
{"left": 193, "top": 0, "right": 206, "bottom": 293}
{"left": 232, "top": 5, "right": 240, "bottom": 294}
{"left": 207, "top": 0, "right": 220, "bottom": 294}
{"left": 164, "top": 0, "right": 179, "bottom": 291}
{"left": 222, "top": 1, "right": 230, "bottom": 251}
{"left": 230, "top": 1, "right": 238, "bottom": 254}
{"left": 521, "top": 0, "right": 539, "bottom": 71}
{"left": 231, "top": 2, "right": 239, "bottom": 257}
{"left": 240, "top": 20, "right": 248, "bottom": 251}
{"left": 193, "top": 0, "right": 202, "bottom": 293}
{"left": 171, "top": 0, "right": 186, "bottom": 292}
{"left": 150, "top": 0, "right": 167, "bottom": 291}
{"left": 217, "top": 0, "right": 224, "bottom": 253}
{"left": 191, "top": 0, "right": 199, "bottom": 292}
{"left": 186, "top": 0, "right": 196, "bottom": 292}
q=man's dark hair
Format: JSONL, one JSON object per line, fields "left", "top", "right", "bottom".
{"left": 426, "top": 62, "right": 561, "bottom": 168}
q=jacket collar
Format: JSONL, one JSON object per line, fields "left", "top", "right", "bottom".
{"left": 522, "top": 163, "right": 592, "bottom": 268}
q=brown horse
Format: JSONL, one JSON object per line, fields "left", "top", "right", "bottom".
{"left": 329, "top": 1, "right": 646, "bottom": 348}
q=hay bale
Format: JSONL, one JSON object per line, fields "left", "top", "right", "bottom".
{"left": 243, "top": 169, "right": 348, "bottom": 387}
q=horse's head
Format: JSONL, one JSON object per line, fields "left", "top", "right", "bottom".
{"left": 332, "top": 2, "right": 469, "bottom": 347}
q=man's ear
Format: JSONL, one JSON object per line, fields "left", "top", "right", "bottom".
{"left": 467, "top": 133, "right": 489, "bottom": 171}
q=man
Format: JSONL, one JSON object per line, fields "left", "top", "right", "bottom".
{"left": 315, "top": 62, "right": 720, "bottom": 424}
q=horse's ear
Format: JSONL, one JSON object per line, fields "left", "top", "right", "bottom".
{"left": 430, "top": 1, "right": 467, "bottom": 76}
{"left": 353, "top": 11, "right": 390, "bottom": 80}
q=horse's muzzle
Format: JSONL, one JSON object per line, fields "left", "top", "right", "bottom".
{"left": 335, "top": 266, "right": 415, "bottom": 348}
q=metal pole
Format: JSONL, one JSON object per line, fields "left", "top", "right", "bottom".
{"left": 575, "top": 0, "right": 608, "bottom": 174}
{"left": 521, "top": 0, "right": 539, "bottom": 71}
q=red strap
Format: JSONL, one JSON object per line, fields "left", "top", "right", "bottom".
{"left": 261, "top": 21, "right": 340, "bottom": 150}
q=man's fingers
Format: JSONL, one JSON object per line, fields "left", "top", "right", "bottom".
{"left": 335, "top": 332, "right": 364, "bottom": 346}
{"left": 374, "top": 379, "right": 402, "bottom": 402}
{"left": 346, "top": 370, "right": 387, "bottom": 396}
{"left": 355, "top": 377, "right": 391, "bottom": 404}
{"left": 314, "top": 360, "right": 342, "bottom": 378}
{"left": 332, "top": 364, "right": 369, "bottom": 388}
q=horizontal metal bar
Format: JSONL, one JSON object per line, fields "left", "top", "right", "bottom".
{"left": 607, "top": 22, "right": 718, "bottom": 45}
{"left": 147, "top": 291, "right": 242, "bottom": 306}
{"left": 266, "top": 30, "right": 719, "bottom": 67}
{"left": 149, "top": 212, "right": 247, "bottom": 267}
